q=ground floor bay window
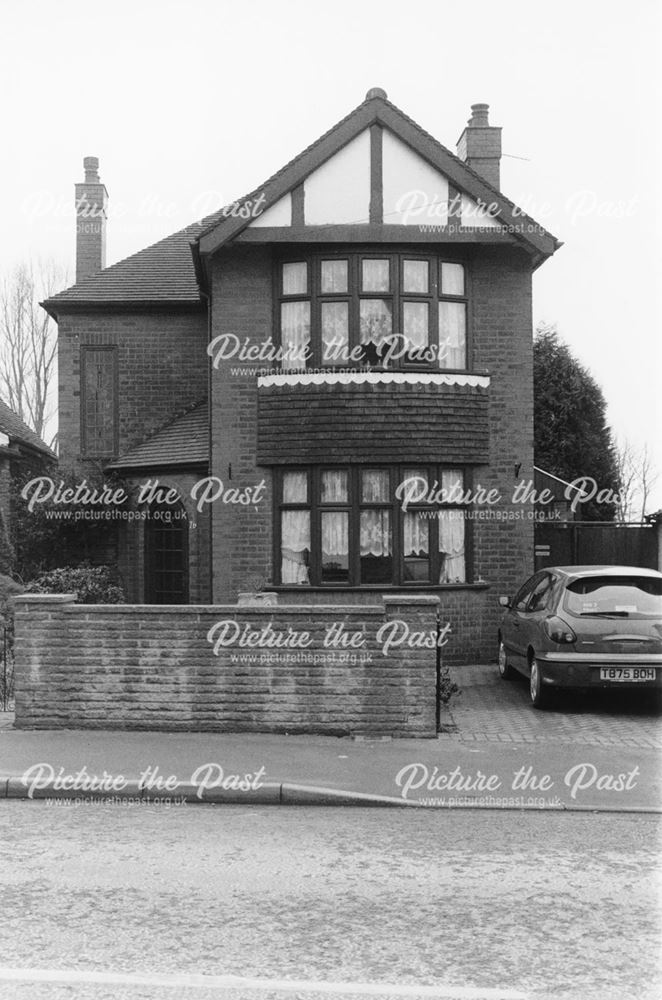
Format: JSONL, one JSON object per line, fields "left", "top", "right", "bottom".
{"left": 276, "top": 466, "right": 470, "bottom": 587}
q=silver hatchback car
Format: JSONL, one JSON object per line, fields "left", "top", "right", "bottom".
{"left": 498, "top": 565, "right": 662, "bottom": 708}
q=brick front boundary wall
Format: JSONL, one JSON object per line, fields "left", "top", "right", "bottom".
{"left": 13, "top": 594, "right": 442, "bottom": 737}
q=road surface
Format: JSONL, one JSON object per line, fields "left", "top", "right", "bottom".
{"left": 0, "top": 803, "right": 659, "bottom": 1000}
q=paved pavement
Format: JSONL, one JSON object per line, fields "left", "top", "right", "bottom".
{"left": 0, "top": 662, "right": 660, "bottom": 811}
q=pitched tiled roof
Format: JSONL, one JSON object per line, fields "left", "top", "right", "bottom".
{"left": 44, "top": 222, "right": 206, "bottom": 311}
{"left": 0, "top": 399, "right": 56, "bottom": 457}
{"left": 107, "top": 401, "right": 208, "bottom": 471}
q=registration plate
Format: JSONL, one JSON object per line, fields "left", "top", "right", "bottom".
{"left": 599, "top": 667, "right": 657, "bottom": 682}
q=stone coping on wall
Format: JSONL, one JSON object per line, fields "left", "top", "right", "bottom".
{"left": 14, "top": 594, "right": 440, "bottom": 613}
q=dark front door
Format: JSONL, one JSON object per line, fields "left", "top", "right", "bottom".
{"left": 145, "top": 506, "right": 189, "bottom": 604}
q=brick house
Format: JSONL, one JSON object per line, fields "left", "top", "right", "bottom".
{"left": 43, "top": 88, "right": 560, "bottom": 664}
{"left": 0, "top": 400, "right": 55, "bottom": 572}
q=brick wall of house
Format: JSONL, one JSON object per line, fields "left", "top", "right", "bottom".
{"left": 208, "top": 243, "right": 534, "bottom": 662}
{"left": 55, "top": 308, "right": 209, "bottom": 600}
{"left": 269, "top": 587, "right": 491, "bottom": 665}
{"left": 117, "top": 471, "right": 212, "bottom": 604}
{"left": 210, "top": 247, "right": 275, "bottom": 602}
{"left": 469, "top": 247, "right": 535, "bottom": 651}
{"left": 57, "top": 308, "right": 208, "bottom": 469}
{"left": 13, "top": 593, "right": 440, "bottom": 736}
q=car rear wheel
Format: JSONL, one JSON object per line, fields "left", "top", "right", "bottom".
{"left": 529, "top": 655, "right": 549, "bottom": 709}
{"left": 498, "top": 640, "right": 516, "bottom": 680}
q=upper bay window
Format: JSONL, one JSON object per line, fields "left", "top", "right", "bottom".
{"left": 278, "top": 253, "right": 468, "bottom": 371}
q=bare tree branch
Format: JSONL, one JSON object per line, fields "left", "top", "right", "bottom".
{"left": 0, "top": 259, "right": 66, "bottom": 448}
{"left": 614, "top": 437, "right": 659, "bottom": 521}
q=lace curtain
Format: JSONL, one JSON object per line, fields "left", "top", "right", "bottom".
{"left": 439, "top": 510, "right": 465, "bottom": 582}
{"left": 283, "top": 471, "right": 307, "bottom": 503}
{"left": 281, "top": 510, "right": 310, "bottom": 584}
{"left": 440, "top": 467, "right": 463, "bottom": 497}
{"left": 361, "top": 470, "right": 389, "bottom": 502}
{"left": 281, "top": 302, "right": 311, "bottom": 369}
{"left": 360, "top": 510, "right": 392, "bottom": 557}
{"left": 321, "top": 302, "right": 349, "bottom": 363}
{"left": 362, "top": 259, "right": 390, "bottom": 292}
{"left": 282, "top": 262, "right": 307, "bottom": 295}
{"left": 321, "top": 473, "right": 349, "bottom": 563}
{"left": 439, "top": 301, "right": 466, "bottom": 369}
{"left": 403, "top": 260, "right": 428, "bottom": 293}
{"left": 321, "top": 260, "right": 348, "bottom": 293}
{"left": 403, "top": 513, "right": 428, "bottom": 556}
{"left": 321, "top": 470, "right": 347, "bottom": 503}
{"left": 359, "top": 299, "right": 393, "bottom": 347}
{"left": 440, "top": 262, "right": 465, "bottom": 296}
{"left": 403, "top": 302, "right": 429, "bottom": 350}
{"left": 321, "top": 511, "right": 348, "bottom": 559}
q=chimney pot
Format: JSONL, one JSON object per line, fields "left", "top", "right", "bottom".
{"left": 457, "top": 103, "right": 502, "bottom": 190}
{"left": 83, "top": 156, "right": 100, "bottom": 182}
{"left": 469, "top": 103, "right": 490, "bottom": 127}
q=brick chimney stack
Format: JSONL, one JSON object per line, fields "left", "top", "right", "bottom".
{"left": 75, "top": 156, "right": 108, "bottom": 282}
{"left": 456, "top": 104, "right": 502, "bottom": 190}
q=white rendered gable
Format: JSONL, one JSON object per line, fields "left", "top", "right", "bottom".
{"left": 382, "top": 129, "right": 450, "bottom": 225}
{"left": 250, "top": 193, "right": 292, "bottom": 227}
{"left": 303, "top": 130, "right": 371, "bottom": 225}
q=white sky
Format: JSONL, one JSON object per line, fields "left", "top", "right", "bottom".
{"left": 1, "top": 0, "right": 660, "bottom": 508}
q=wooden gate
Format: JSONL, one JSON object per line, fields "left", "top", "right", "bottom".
{"left": 534, "top": 521, "right": 659, "bottom": 571}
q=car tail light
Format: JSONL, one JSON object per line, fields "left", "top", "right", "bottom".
{"left": 544, "top": 616, "right": 577, "bottom": 644}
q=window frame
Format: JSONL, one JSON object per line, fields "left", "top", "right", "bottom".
{"left": 80, "top": 345, "right": 119, "bottom": 458}
{"left": 144, "top": 500, "right": 190, "bottom": 604}
{"left": 275, "top": 250, "right": 470, "bottom": 372}
{"left": 274, "top": 464, "right": 474, "bottom": 588}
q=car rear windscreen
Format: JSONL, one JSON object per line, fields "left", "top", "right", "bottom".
{"left": 564, "top": 576, "right": 662, "bottom": 618}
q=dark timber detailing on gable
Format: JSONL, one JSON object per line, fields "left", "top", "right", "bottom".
{"left": 44, "top": 92, "right": 561, "bottom": 315}
{"left": 369, "top": 124, "right": 383, "bottom": 225}
{"left": 197, "top": 93, "right": 560, "bottom": 261}
{"left": 256, "top": 381, "right": 489, "bottom": 465}
{"left": 235, "top": 225, "right": 516, "bottom": 245}
{"left": 291, "top": 184, "right": 305, "bottom": 227}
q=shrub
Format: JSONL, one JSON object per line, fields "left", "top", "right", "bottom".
{"left": 0, "top": 574, "right": 23, "bottom": 709}
{"left": 10, "top": 465, "right": 128, "bottom": 581}
{"left": 27, "top": 564, "right": 125, "bottom": 604}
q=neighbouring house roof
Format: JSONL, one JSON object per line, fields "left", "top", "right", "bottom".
{"left": 43, "top": 91, "right": 561, "bottom": 316}
{"left": 0, "top": 399, "right": 56, "bottom": 459}
{"left": 106, "top": 401, "right": 209, "bottom": 471}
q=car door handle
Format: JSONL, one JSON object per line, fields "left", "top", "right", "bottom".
{"left": 513, "top": 621, "right": 520, "bottom": 629}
